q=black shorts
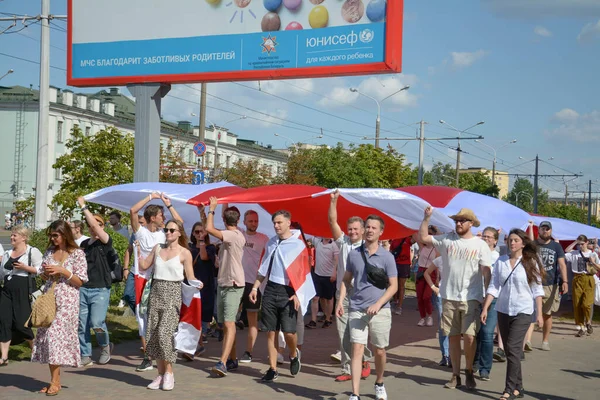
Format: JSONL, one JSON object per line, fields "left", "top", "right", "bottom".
{"left": 261, "top": 281, "right": 297, "bottom": 333}
{"left": 313, "top": 273, "right": 335, "bottom": 300}
{"left": 241, "top": 282, "right": 261, "bottom": 312}
{"left": 397, "top": 264, "right": 411, "bottom": 279}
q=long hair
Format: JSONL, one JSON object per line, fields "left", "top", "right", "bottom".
{"left": 46, "top": 220, "right": 79, "bottom": 252}
{"left": 509, "top": 228, "right": 546, "bottom": 285}
{"left": 190, "top": 221, "right": 211, "bottom": 246}
{"left": 165, "top": 219, "right": 189, "bottom": 250}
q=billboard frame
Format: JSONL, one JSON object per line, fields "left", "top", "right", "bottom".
{"left": 66, "top": 0, "right": 403, "bottom": 87}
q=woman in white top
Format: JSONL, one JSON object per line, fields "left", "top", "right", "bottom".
{"left": 0, "top": 226, "right": 43, "bottom": 365}
{"left": 564, "top": 235, "right": 600, "bottom": 337}
{"left": 139, "top": 219, "right": 201, "bottom": 391}
{"left": 481, "top": 229, "right": 544, "bottom": 400}
{"left": 415, "top": 226, "right": 439, "bottom": 327}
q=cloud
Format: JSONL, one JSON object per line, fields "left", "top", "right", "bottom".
{"left": 450, "top": 50, "right": 488, "bottom": 68}
{"left": 534, "top": 26, "right": 552, "bottom": 37}
{"left": 317, "top": 74, "right": 419, "bottom": 110}
{"left": 577, "top": 19, "right": 600, "bottom": 43}
{"left": 553, "top": 108, "right": 580, "bottom": 122}
{"left": 545, "top": 108, "right": 600, "bottom": 142}
{"left": 486, "top": 0, "right": 600, "bottom": 18}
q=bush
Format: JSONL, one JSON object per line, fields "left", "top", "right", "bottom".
{"left": 28, "top": 226, "right": 130, "bottom": 306}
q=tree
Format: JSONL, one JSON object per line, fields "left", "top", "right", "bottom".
{"left": 504, "top": 177, "right": 549, "bottom": 212}
{"left": 459, "top": 172, "right": 500, "bottom": 197}
{"left": 160, "top": 138, "right": 194, "bottom": 184}
{"left": 213, "top": 159, "right": 274, "bottom": 188}
{"left": 14, "top": 195, "right": 35, "bottom": 225}
{"left": 52, "top": 127, "right": 135, "bottom": 217}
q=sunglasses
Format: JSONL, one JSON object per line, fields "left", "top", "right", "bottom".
{"left": 481, "top": 235, "right": 495, "bottom": 240}
{"left": 454, "top": 219, "right": 471, "bottom": 225}
{"left": 50, "top": 233, "right": 61, "bottom": 239}
{"left": 194, "top": 230, "right": 203, "bottom": 234}
{"left": 163, "top": 228, "right": 178, "bottom": 234}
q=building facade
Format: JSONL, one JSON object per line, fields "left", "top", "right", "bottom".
{"left": 458, "top": 167, "right": 510, "bottom": 199}
{"left": 0, "top": 85, "right": 287, "bottom": 215}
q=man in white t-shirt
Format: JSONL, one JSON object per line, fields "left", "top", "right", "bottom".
{"left": 130, "top": 191, "right": 181, "bottom": 372}
{"left": 306, "top": 237, "right": 339, "bottom": 329}
{"left": 70, "top": 220, "right": 89, "bottom": 246}
{"left": 238, "top": 210, "right": 269, "bottom": 364}
{"left": 419, "top": 207, "right": 492, "bottom": 391}
{"left": 328, "top": 190, "right": 372, "bottom": 382}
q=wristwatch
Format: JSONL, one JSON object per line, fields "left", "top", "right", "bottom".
{"left": 167, "top": 204, "right": 173, "bottom": 209}
{"left": 208, "top": 210, "right": 216, "bottom": 215}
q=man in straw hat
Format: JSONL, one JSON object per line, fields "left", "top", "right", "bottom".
{"left": 418, "top": 207, "right": 493, "bottom": 391}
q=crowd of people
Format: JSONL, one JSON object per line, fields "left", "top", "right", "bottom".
{"left": 0, "top": 190, "right": 599, "bottom": 400}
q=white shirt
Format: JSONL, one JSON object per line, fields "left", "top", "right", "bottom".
{"left": 135, "top": 226, "right": 166, "bottom": 278}
{"left": 334, "top": 235, "right": 363, "bottom": 291}
{"left": 1, "top": 245, "right": 43, "bottom": 279}
{"left": 314, "top": 238, "right": 339, "bottom": 277}
{"left": 487, "top": 255, "right": 544, "bottom": 316}
{"left": 432, "top": 233, "right": 493, "bottom": 302}
{"left": 242, "top": 230, "right": 269, "bottom": 284}
{"left": 75, "top": 235, "right": 89, "bottom": 246}
{"left": 565, "top": 250, "right": 599, "bottom": 275}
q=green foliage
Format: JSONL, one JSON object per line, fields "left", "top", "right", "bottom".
{"left": 213, "top": 158, "right": 274, "bottom": 188}
{"left": 539, "top": 202, "right": 600, "bottom": 226}
{"left": 28, "top": 226, "right": 130, "bottom": 306}
{"left": 52, "top": 126, "right": 135, "bottom": 217}
{"left": 459, "top": 172, "right": 500, "bottom": 197}
{"left": 14, "top": 195, "right": 36, "bottom": 222}
{"left": 160, "top": 138, "right": 194, "bottom": 184}
{"left": 504, "top": 177, "right": 549, "bottom": 212}
{"left": 282, "top": 143, "right": 413, "bottom": 188}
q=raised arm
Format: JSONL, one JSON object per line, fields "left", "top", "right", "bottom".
{"left": 205, "top": 196, "right": 224, "bottom": 241}
{"left": 78, "top": 197, "right": 110, "bottom": 244}
{"left": 565, "top": 240, "right": 579, "bottom": 253}
{"left": 130, "top": 192, "right": 160, "bottom": 232}
{"left": 527, "top": 220, "right": 535, "bottom": 241}
{"left": 418, "top": 206, "right": 434, "bottom": 246}
{"left": 328, "top": 190, "right": 344, "bottom": 241}
{"left": 162, "top": 193, "right": 182, "bottom": 223}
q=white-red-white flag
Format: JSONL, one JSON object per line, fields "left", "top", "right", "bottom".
{"left": 175, "top": 281, "right": 202, "bottom": 355}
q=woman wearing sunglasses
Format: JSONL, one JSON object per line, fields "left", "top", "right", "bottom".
{"left": 138, "top": 220, "right": 202, "bottom": 391}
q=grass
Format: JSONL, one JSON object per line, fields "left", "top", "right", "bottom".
{"left": 8, "top": 306, "right": 139, "bottom": 361}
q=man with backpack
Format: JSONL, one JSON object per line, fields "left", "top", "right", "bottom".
{"left": 389, "top": 236, "right": 413, "bottom": 315}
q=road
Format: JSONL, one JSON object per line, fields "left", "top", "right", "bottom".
{"left": 0, "top": 295, "right": 597, "bottom": 400}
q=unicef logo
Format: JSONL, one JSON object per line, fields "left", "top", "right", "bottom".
{"left": 359, "top": 29, "right": 374, "bottom": 43}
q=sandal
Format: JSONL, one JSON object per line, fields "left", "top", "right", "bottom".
{"left": 39, "top": 386, "right": 50, "bottom": 394}
{"left": 499, "top": 393, "right": 516, "bottom": 400}
{"left": 0, "top": 358, "right": 8, "bottom": 366}
{"left": 45, "top": 384, "right": 61, "bottom": 397}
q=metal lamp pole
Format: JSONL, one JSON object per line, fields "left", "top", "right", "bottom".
{"left": 214, "top": 116, "right": 246, "bottom": 170}
{"left": 439, "top": 120, "right": 485, "bottom": 186}
{"left": 474, "top": 139, "right": 517, "bottom": 184}
{"left": 0, "top": 69, "right": 14, "bottom": 82}
{"left": 349, "top": 86, "right": 409, "bottom": 149}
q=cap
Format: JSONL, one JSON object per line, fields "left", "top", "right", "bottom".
{"left": 539, "top": 221, "right": 552, "bottom": 229}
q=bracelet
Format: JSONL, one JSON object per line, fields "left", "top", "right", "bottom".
{"left": 123, "top": 268, "right": 130, "bottom": 271}
{"left": 81, "top": 206, "right": 88, "bottom": 212}
{"left": 148, "top": 194, "right": 152, "bottom": 202}
{"left": 167, "top": 204, "right": 173, "bottom": 209}
{"left": 208, "top": 210, "right": 215, "bottom": 215}
{"left": 251, "top": 288, "right": 258, "bottom": 292}
{"left": 67, "top": 271, "right": 74, "bottom": 281}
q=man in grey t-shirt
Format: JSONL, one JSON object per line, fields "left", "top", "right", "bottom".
{"left": 336, "top": 214, "right": 398, "bottom": 400}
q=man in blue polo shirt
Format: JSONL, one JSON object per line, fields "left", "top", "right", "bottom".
{"left": 336, "top": 214, "right": 398, "bottom": 400}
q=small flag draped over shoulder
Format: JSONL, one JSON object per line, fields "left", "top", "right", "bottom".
{"left": 259, "top": 230, "right": 315, "bottom": 316}
{"left": 174, "top": 280, "right": 202, "bottom": 355}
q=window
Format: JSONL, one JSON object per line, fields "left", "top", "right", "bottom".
{"left": 85, "top": 126, "right": 91, "bottom": 136}
{"left": 188, "top": 149, "right": 194, "bottom": 163}
{"left": 54, "top": 167, "right": 62, "bottom": 180}
{"left": 56, "top": 121, "right": 64, "bottom": 143}
{"left": 226, "top": 155, "right": 231, "bottom": 168}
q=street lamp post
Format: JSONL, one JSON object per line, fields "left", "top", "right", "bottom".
{"left": 214, "top": 116, "right": 247, "bottom": 170}
{"left": 439, "top": 120, "right": 485, "bottom": 186}
{"left": 474, "top": 139, "right": 517, "bottom": 185}
{"left": 515, "top": 191, "right": 533, "bottom": 207}
{"left": 349, "top": 85, "right": 409, "bottom": 149}
{"left": 274, "top": 133, "right": 323, "bottom": 150}
{"left": 0, "top": 69, "right": 14, "bottom": 82}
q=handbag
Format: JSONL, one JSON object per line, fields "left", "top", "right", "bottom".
{"left": 578, "top": 251, "right": 598, "bottom": 275}
{"left": 25, "top": 255, "right": 66, "bottom": 329}
{"left": 360, "top": 245, "right": 389, "bottom": 290}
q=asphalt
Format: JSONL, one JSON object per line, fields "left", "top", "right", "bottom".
{"left": 0, "top": 295, "right": 597, "bottom": 400}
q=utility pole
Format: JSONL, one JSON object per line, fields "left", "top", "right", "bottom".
{"left": 34, "top": 0, "right": 50, "bottom": 229}
{"left": 455, "top": 144, "right": 461, "bottom": 186}
{"left": 588, "top": 179, "right": 592, "bottom": 225}
{"left": 375, "top": 114, "right": 381, "bottom": 149}
{"left": 418, "top": 120, "right": 425, "bottom": 185}
{"left": 533, "top": 154, "right": 539, "bottom": 213}
{"left": 198, "top": 83, "right": 207, "bottom": 169}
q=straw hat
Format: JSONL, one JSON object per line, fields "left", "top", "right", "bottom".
{"left": 449, "top": 208, "right": 480, "bottom": 228}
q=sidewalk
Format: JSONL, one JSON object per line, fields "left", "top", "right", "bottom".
{"left": 1, "top": 295, "right": 598, "bottom": 399}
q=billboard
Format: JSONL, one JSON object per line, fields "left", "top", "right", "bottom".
{"left": 67, "top": 0, "right": 403, "bottom": 86}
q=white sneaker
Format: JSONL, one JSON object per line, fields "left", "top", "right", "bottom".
{"left": 541, "top": 342, "right": 551, "bottom": 351}
{"left": 330, "top": 351, "right": 342, "bottom": 363}
{"left": 147, "top": 375, "right": 163, "bottom": 390}
{"left": 277, "top": 352, "right": 284, "bottom": 365}
{"left": 349, "top": 395, "right": 360, "bottom": 400}
{"left": 417, "top": 318, "right": 426, "bottom": 326}
{"left": 425, "top": 316, "right": 433, "bottom": 327}
{"left": 374, "top": 383, "right": 387, "bottom": 400}
{"left": 117, "top": 300, "right": 125, "bottom": 308}
{"left": 162, "top": 372, "right": 174, "bottom": 391}
{"left": 394, "top": 307, "right": 402, "bottom": 315}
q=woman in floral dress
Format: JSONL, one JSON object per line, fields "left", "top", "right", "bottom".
{"left": 32, "top": 220, "right": 88, "bottom": 396}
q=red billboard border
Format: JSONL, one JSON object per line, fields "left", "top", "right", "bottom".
{"left": 67, "top": 0, "right": 403, "bottom": 87}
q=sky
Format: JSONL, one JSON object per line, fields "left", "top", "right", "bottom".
{"left": 1, "top": 0, "right": 599, "bottom": 198}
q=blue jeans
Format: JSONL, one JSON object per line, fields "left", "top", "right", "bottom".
{"left": 79, "top": 287, "right": 111, "bottom": 357}
{"left": 121, "top": 272, "right": 136, "bottom": 313}
{"left": 475, "top": 299, "right": 497, "bottom": 375}
{"left": 432, "top": 293, "right": 449, "bottom": 357}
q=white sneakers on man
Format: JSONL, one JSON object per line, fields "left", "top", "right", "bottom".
{"left": 417, "top": 318, "right": 426, "bottom": 326}
{"left": 375, "top": 383, "right": 388, "bottom": 400}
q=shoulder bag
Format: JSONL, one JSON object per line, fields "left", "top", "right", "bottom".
{"left": 360, "top": 245, "right": 389, "bottom": 290}
{"left": 578, "top": 250, "right": 598, "bottom": 275}
{"left": 25, "top": 256, "right": 66, "bottom": 328}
